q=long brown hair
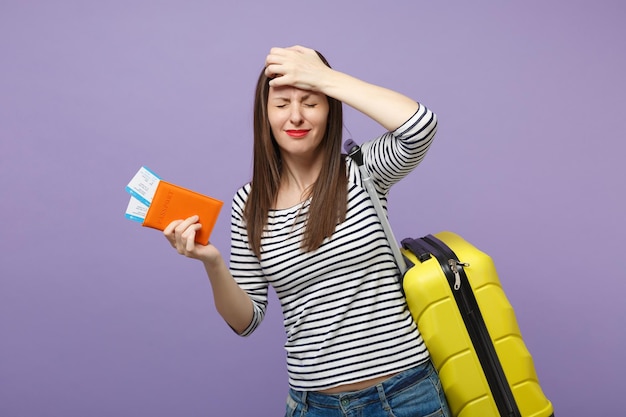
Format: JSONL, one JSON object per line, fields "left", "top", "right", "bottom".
{"left": 244, "top": 51, "right": 347, "bottom": 258}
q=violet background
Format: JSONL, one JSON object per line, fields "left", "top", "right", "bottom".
{"left": 1, "top": 1, "right": 624, "bottom": 415}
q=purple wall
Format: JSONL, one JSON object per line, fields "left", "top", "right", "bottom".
{"left": 1, "top": 1, "right": 624, "bottom": 415}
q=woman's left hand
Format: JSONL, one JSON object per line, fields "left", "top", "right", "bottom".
{"left": 265, "top": 44, "right": 420, "bottom": 132}
{"left": 264, "top": 45, "right": 332, "bottom": 91}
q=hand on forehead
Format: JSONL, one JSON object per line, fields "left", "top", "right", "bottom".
{"left": 264, "top": 45, "right": 329, "bottom": 92}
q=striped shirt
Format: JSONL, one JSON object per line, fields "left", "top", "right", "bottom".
{"left": 229, "top": 104, "right": 437, "bottom": 391}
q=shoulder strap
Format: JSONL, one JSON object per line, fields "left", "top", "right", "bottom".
{"left": 344, "top": 140, "right": 409, "bottom": 275}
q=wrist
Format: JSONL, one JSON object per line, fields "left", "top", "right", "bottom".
{"left": 317, "top": 68, "right": 348, "bottom": 97}
{"left": 199, "top": 247, "right": 223, "bottom": 270}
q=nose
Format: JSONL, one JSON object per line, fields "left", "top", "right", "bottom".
{"left": 289, "top": 106, "right": 303, "bottom": 126}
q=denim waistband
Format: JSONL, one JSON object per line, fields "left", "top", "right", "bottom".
{"left": 289, "top": 359, "right": 433, "bottom": 410}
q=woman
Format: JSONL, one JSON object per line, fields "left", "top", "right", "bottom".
{"left": 164, "top": 45, "right": 450, "bottom": 417}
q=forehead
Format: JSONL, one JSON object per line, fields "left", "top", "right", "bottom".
{"left": 268, "top": 85, "right": 325, "bottom": 101}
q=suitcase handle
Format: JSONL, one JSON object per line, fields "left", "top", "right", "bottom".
{"left": 401, "top": 237, "right": 432, "bottom": 263}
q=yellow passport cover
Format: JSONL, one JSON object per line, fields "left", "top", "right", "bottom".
{"left": 142, "top": 180, "right": 223, "bottom": 245}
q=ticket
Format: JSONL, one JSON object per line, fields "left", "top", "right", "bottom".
{"left": 124, "top": 195, "right": 150, "bottom": 223}
{"left": 125, "top": 166, "right": 161, "bottom": 207}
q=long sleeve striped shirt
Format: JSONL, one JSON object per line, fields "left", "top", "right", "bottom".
{"left": 229, "top": 104, "right": 437, "bottom": 391}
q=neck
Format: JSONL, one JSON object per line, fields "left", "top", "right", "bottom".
{"left": 281, "top": 150, "right": 323, "bottom": 190}
{"left": 274, "top": 153, "right": 323, "bottom": 209}
{"left": 282, "top": 163, "right": 318, "bottom": 198}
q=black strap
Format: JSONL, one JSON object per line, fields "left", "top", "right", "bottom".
{"left": 401, "top": 237, "right": 432, "bottom": 263}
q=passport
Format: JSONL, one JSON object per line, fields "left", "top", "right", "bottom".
{"left": 125, "top": 166, "right": 223, "bottom": 245}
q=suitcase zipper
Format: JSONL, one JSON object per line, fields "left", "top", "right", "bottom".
{"left": 448, "top": 259, "right": 469, "bottom": 290}
{"left": 419, "top": 235, "right": 522, "bottom": 417}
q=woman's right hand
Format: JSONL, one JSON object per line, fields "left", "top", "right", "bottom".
{"left": 163, "top": 215, "right": 221, "bottom": 264}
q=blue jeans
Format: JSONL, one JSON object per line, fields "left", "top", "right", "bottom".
{"left": 285, "top": 360, "right": 451, "bottom": 417}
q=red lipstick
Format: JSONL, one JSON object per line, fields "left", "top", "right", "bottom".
{"left": 285, "top": 130, "right": 309, "bottom": 138}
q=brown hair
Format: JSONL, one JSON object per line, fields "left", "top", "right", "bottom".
{"left": 244, "top": 51, "right": 347, "bottom": 258}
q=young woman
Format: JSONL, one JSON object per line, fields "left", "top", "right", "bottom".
{"left": 164, "top": 45, "right": 450, "bottom": 417}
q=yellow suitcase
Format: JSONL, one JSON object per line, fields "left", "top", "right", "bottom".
{"left": 344, "top": 140, "right": 553, "bottom": 416}
{"left": 401, "top": 232, "right": 554, "bottom": 417}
